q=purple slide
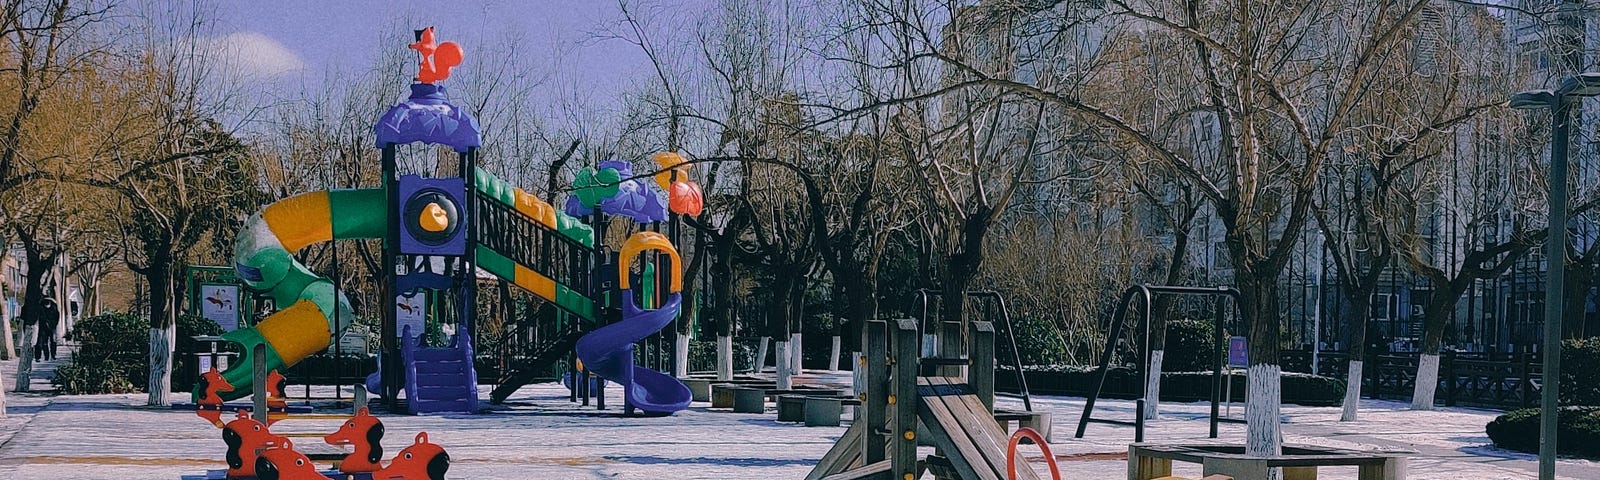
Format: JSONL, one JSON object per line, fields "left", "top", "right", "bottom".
{"left": 574, "top": 292, "right": 692, "bottom": 414}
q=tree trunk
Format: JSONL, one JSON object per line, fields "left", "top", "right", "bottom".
{"left": 1144, "top": 350, "right": 1164, "bottom": 420}
{"left": 789, "top": 279, "right": 806, "bottom": 374}
{"left": 145, "top": 254, "right": 177, "bottom": 406}
{"left": 674, "top": 334, "right": 690, "bottom": 378}
{"left": 711, "top": 243, "right": 736, "bottom": 380}
{"left": 773, "top": 340, "right": 791, "bottom": 390}
{"left": 939, "top": 265, "right": 974, "bottom": 358}
{"left": 1144, "top": 227, "right": 1191, "bottom": 420}
{"left": 755, "top": 336, "right": 769, "bottom": 373}
{"left": 717, "top": 334, "right": 733, "bottom": 380}
{"left": 1339, "top": 284, "right": 1376, "bottom": 422}
{"left": 1411, "top": 280, "right": 1465, "bottom": 410}
{"left": 1238, "top": 271, "right": 1282, "bottom": 459}
{"left": 13, "top": 243, "right": 54, "bottom": 391}
{"left": 13, "top": 322, "right": 33, "bottom": 392}
{"left": 0, "top": 292, "right": 12, "bottom": 360}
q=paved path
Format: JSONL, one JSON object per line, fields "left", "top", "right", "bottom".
{"left": 0, "top": 365, "right": 1593, "bottom": 479}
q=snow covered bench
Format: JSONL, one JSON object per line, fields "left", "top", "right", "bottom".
{"left": 1129, "top": 444, "right": 1407, "bottom": 480}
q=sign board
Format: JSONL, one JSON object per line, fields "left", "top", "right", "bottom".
{"left": 199, "top": 284, "right": 241, "bottom": 331}
{"left": 197, "top": 354, "right": 230, "bottom": 373}
{"left": 332, "top": 324, "right": 371, "bottom": 356}
{"left": 1228, "top": 336, "right": 1248, "bottom": 368}
{"left": 396, "top": 292, "right": 427, "bottom": 338}
{"left": 187, "top": 266, "right": 252, "bottom": 329}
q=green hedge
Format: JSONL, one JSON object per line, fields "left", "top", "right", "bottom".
{"left": 54, "top": 312, "right": 222, "bottom": 394}
{"left": 997, "top": 365, "right": 1346, "bottom": 406}
{"left": 1561, "top": 338, "right": 1600, "bottom": 406}
{"left": 1486, "top": 406, "right": 1600, "bottom": 457}
{"left": 1164, "top": 319, "right": 1219, "bottom": 372}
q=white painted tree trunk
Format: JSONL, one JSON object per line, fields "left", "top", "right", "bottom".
{"left": 851, "top": 352, "right": 864, "bottom": 419}
{"left": 14, "top": 323, "right": 34, "bottom": 391}
{"left": 1410, "top": 353, "right": 1439, "bottom": 410}
{"left": 147, "top": 325, "right": 176, "bottom": 406}
{"left": 1143, "top": 350, "right": 1164, "bottom": 420}
{"left": 774, "top": 340, "right": 792, "bottom": 390}
{"left": 1341, "top": 360, "right": 1364, "bottom": 421}
{"left": 1246, "top": 363, "right": 1282, "bottom": 467}
{"left": 755, "top": 336, "right": 770, "bottom": 373}
{"left": 829, "top": 335, "right": 842, "bottom": 371}
{"left": 716, "top": 334, "right": 732, "bottom": 380}
{"left": 673, "top": 335, "right": 689, "bottom": 377}
{"left": 790, "top": 332, "right": 803, "bottom": 373}
{"left": 0, "top": 297, "right": 12, "bottom": 360}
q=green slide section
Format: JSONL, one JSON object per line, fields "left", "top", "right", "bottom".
{"left": 204, "top": 188, "right": 386, "bottom": 402}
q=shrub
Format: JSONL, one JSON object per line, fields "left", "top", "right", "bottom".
{"left": 1561, "top": 338, "right": 1600, "bottom": 406}
{"left": 996, "top": 365, "right": 1346, "bottom": 406}
{"left": 1163, "top": 319, "right": 1219, "bottom": 372}
{"left": 54, "top": 312, "right": 224, "bottom": 394}
{"left": 55, "top": 312, "right": 146, "bottom": 394}
{"left": 1486, "top": 406, "right": 1600, "bottom": 458}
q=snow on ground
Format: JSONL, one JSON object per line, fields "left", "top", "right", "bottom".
{"left": 0, "top": 368, "right": 1595, "bottom": 479}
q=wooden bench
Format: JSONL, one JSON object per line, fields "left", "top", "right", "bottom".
{"left": 711, "top": 382, "right": 775, "bottom": 408}
{"left": 803, "top": 396, "right": 862, "bottom": 427}
{"left": 1129, "top": 444, "right": 1408, "bottom": 480}
{"left": 727, "top": 387, "right": 846, "bottom": 414}
{"left": 683, "top": 377, "right": 770, "bottom": 402}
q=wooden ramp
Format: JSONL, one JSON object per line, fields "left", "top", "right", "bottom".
{"left": 917, "top": 377, "right": 1042, "bottom": 480}
{"left": 805, "top": 421, "right": 867, "bottom": 480}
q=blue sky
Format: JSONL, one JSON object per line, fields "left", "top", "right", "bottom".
{"left": 206, "top": 0, "right": 692, "bottom": 111}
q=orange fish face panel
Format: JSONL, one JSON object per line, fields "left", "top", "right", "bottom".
{"left": 324, "top": 406, "right": 385, "bottom": 473}
{"left": 374, "top": 432, "right": 450, "bottom": 480}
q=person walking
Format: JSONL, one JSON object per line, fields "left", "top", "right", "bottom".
{"left": 35, "top": 297, "right": 58, "bottom": 361}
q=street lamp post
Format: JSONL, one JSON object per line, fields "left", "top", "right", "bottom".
{"left": 1511, "top": 72, "right": 1600, "bottom": 480}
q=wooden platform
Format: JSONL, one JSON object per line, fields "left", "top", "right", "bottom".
{"left": 917, "top": 377, "right": 1041, "bottom": 480}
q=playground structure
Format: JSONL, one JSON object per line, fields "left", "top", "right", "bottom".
{"left": 1077, "top": 285, "right": 1243, "bottom": 442}
{"left": 195, "top": 26, "right": 703, "bottom": 416}
{"left": 805, "top": 318, "right": 1059, "bottom": 480}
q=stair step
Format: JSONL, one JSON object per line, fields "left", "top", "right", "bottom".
{"left": 410, "top": 398, "right": 472, "bottom": 413}
{"left": 412, "top": 349, "right": 465, "bottom": 362}
{"left": 413, "top": 361, "right": 468, "bottom": 375}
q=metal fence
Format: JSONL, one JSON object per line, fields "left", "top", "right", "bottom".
{"left": 1281, "top": 349, "right": 1542, "bottom": 409}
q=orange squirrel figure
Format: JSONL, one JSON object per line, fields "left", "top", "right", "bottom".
{"left": 408, "top": 27, "right": 462, "bottom": 84}
{"left": 254, "top": 439, "right": 327, "bottom": 480}
{"left": 222, "top": 410, "right": 287, "bottom": 479}
{"left": 373, "top": 432, "right": 450, "bottom": 480}
{"left": 196, "top": 367, "right": 234, "bottom": 427}
{"left": 323, "top": 407, "right": 386, "bottom": 473}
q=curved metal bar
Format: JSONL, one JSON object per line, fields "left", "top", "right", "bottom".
{"left": 1007, "top": 427, "right": 1061, "bottom": 480}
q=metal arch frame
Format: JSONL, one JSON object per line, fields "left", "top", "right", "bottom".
{"left": 1074, "top": 284, "right": 1241, "bottom": 442}
{"left": 914, "top": 288, "right": 1034, "bottom": 411}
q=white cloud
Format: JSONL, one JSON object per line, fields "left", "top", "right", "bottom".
{"left": 202, "top": 31, "right": 305, "bottom": 80}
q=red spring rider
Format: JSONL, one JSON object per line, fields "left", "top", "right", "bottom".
{"left": 196, "top": 367, "right": 234, "bottom": 427}
{"left": 222, "top": 409, "right": 286, "bottom": 479}
{"left": 266, "top": 369, "right": 288, "bottom": 408}
{"left": 324, "top": 406, "right": 385, "bottom": 473}
{"left": 374, "top": 432, "right": 450, "bottom": 480}
{"left": 254, "top": 439, "right": 326, "bottom": 480}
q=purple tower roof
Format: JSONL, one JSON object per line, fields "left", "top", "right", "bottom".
{"left": 375, "top": 83, "right": 481, "bottom": 151}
